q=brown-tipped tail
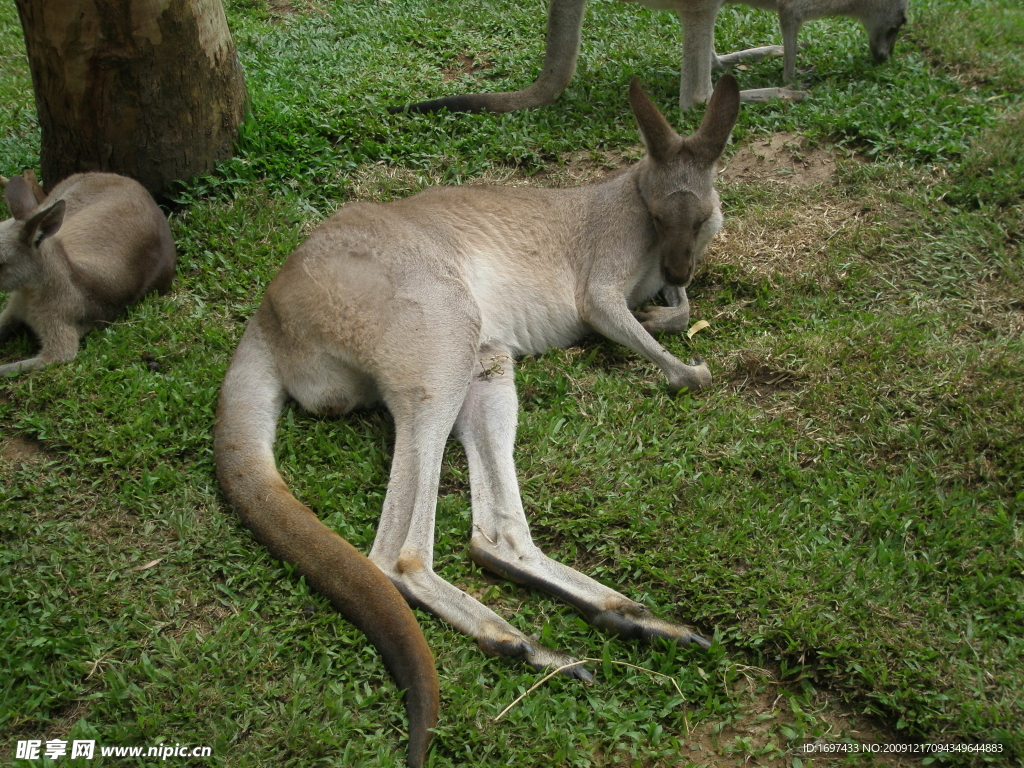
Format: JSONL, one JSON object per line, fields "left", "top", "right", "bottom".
{"left": 388, "top": 84, "right": 558, "bottom": 115}
{"left": 213, "top": 315, "right": 440, "bottom": 768}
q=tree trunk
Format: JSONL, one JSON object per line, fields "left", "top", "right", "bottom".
{"left": 14, "top": 0, "right": 247, "bottom": 197}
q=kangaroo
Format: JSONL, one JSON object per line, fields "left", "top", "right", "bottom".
{"left": 0, "top": 170, "right": 46, "bottom": 205}
{"left": 395, "top": 0, "right": 906, "bottom": 113}
{"left": 0, "top": 173, "right": 176, "bottom": 376}
{"left": 215, "top": 74, "right": 739, "bottom": 767}
{"left": 773, "top": 0, "right": 907, "bottom": 83}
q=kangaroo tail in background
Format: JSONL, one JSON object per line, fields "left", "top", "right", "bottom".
{"left": 389, "top": 0, "right": 586, "bottom": 115}
{"left": 213, "top": 315, "right": 440, "bottom": 768}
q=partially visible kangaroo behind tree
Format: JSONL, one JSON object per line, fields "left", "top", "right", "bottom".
{"left": 0, "top": 173, "right": 176, "bottom": 376}
{"left": 216, "top": 74, "right": 740, "bottom": 768}
{"left": 395, "top": 0, "right": 907, "bottom": 113}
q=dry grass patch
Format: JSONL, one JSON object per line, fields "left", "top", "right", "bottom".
{"left": 266, "top": 0, "right": 329, "bottom": 20}
{"left": 707, "top": 196, "right": 863, "bottom": 287}
{"left": 346, "top": 148, "right": 644, "bottom": 203}
{"left": 683, "top": 680, "right": 926, "bottom": 768}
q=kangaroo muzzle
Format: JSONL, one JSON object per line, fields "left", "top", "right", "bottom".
{"left": 662, "top": 245, "right": 695, "bottom": 287}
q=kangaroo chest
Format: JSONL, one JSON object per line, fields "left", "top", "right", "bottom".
{"left": 465, "top": 252, "right": 587, "bottom": 357}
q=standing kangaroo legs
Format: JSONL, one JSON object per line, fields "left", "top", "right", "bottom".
{"left": 395, "top": 0, "right": 805, "bottom": 114}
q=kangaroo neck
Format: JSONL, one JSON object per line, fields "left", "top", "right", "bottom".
{"left": 35, "top": 237, "right": 75, "bottom": 289}
{"left": 577, "top": 162, "right": 650, "bottom": 230}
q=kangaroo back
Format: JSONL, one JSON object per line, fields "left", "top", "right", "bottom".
{"left": 45, "top": 173, "right": 176, "bottom": 317}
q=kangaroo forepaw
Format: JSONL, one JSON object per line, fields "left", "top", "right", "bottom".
{"left": 478, "top": 630, "right": 596, "bottom": 683}
{"left": 590, "top": 605, "right": 711, "bottom": 649}
{"left": 634, "top": 305, "right": 690, "bottom": 335}
{"left": 669, "top": 358, "right": 711, "bottom": 392}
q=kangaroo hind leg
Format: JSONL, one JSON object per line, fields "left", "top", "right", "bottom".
{"left": 371, "top": 340, "right": 594, "bottom": 682}
{"left": 457, "top": 341, "right": 710, "bottom": 650}
{"left": 215, "top": 312, "right": 440, "bottom": 768}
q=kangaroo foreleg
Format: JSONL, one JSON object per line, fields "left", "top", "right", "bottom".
{"left": 586, "top": 291, "right": 711, "bottom": 392}
{"left": 0, "top": 322, "right": 79, "bottom": 376}
{"left": 455, "top": 342, "right": 709, "bottom": 651}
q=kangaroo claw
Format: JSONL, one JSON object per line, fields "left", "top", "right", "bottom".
{"left": 479, "top": 632, "right": 596, "bottom": 683}
{"left": 590, "top": 604, "right": 710, "bottom": 649}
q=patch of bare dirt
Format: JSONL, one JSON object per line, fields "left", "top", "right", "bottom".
{"left": 267, "top": 0, "right": 328, "bottom": 20}
{"left": 24, "top": 700, "right": 91, "bottom": 742}
{"left": 721, "top": 133, "right": 837, "bottom": 188}
{"left": 729, "top": 351, "right": 806, "bottom": 397}
{"left": 1, "top": 433, "right": 47, "bottom": 465}
{"left": 267, "top": 0, "right": 296, "bottom": 16}
{"left": 168, "top": 600, "right": 238, "bottom": 643}
{"left": 347, "top": 149, "right": 639, "bottom": 202}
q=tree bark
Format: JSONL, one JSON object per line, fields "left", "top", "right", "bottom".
{"left": 14, "top": 0, "right": 247, "bottom": 197}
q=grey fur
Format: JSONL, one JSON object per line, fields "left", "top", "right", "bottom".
{"left": 0, "top": 173, "right": 175, "bottom": 376}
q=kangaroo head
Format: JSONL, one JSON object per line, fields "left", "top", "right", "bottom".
{"left": 630, "top": 75, "right": 739, "bottom": 288}
{"left": 0, "top": 176, "right": 66, "bottom": 290}
{"left": 863, "top": 0, "right": 908, "bottom": 63}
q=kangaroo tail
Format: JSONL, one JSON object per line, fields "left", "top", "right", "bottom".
{"left": 213, "top": 314, "right": 439, "bottom": 768}
{"left": 389, "top": 0, "right": 586, "bottom": 114}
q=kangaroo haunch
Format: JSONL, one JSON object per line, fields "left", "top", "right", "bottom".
{"left": 215, "top": 76, "right": 740, "bottom": 768}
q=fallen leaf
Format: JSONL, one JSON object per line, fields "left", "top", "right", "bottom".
{"left": 687, "top": 320, "right": 711, "bottom": 339}
{"left": 131, "top": 558, "right": 164, "bottom": 572}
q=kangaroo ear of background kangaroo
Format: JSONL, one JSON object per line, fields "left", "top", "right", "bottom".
{"left": 215, "top": 75, "right": 739, "bottom": 768}
{"left": 393, "top": 0, "right": 907, "bottom": 114}
{"left": 0, "top": 172, "right": 176, "bottom": 376}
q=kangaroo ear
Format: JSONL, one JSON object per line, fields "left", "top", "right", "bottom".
{"left": 22, "top": 169, "right": 47, "bottom": 204}
{"left": 5, "top": 175, "right": 40, "bottom": 221}
{"left": 629, "top": 77, "right": 680, "bottom": 163}
{"left": 685, "top": 74, "right": 740, "bottom": 165}
{"left": 24, "top": 199, "right": 65, "bottom": 248}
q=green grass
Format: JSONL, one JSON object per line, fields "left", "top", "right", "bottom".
{"left": 2, "top": 0, "right": 1022, "bottom": 766}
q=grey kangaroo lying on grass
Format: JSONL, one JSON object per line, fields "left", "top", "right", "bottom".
{"left": 397, "top": 0, "right": 907, "bottom": 113}
{"left": 0, "top": 172, "right": 175, "bottom": 376}
{"left": 215, "top": 74, "right": 739, "bottom": 767}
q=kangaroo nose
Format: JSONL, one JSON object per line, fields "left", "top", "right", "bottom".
{"left": 663, "top": 260, "right": 693, "bottom": 287}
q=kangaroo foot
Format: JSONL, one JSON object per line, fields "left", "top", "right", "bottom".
{"left": 589, "top": 602, "right": 711, "bottom": 649}
{"left": 479, "top": 630, "right": 596, "bottom": 683}
{"left": 739, "top": 86, "right": 807, "bottom": 104}
{"left": 634, "top": 304, "right": 690, "bottom": 334}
